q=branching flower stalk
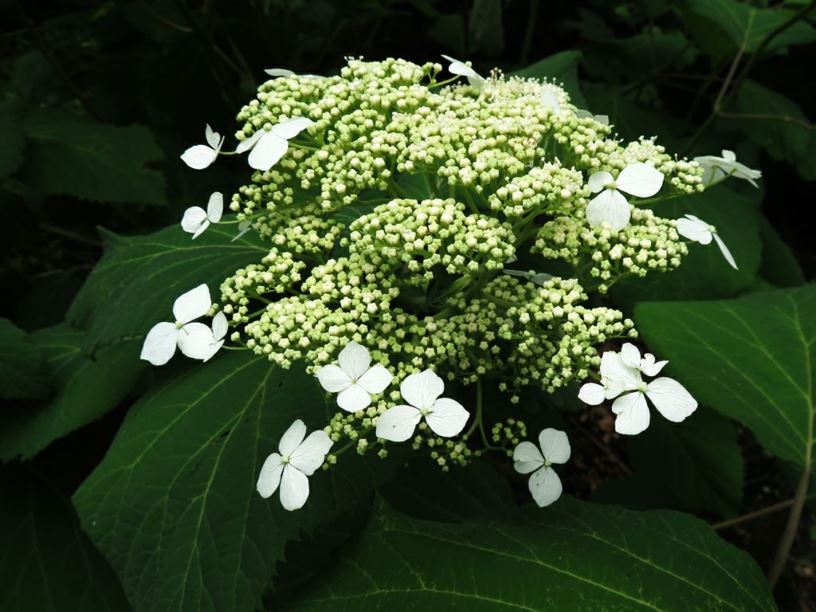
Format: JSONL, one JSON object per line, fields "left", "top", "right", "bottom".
{"left": 143, "top": 56, "right": 761, "bottom": 511}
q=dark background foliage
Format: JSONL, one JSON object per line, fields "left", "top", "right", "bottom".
{"left": 1, "top": 0, "right": 815, "bottom": 610}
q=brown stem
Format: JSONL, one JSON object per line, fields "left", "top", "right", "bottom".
{"left": 767, "top": 466, "right": 811, "bottom": 587}
{"left": 712, "top": 498, "right": 795, "bottom": 530}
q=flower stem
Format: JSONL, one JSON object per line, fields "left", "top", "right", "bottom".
{"left": 767, "top": 465, "right": 811, "bottom": 587}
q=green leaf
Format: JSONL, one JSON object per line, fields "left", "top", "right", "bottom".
{"left": 734, "top": 80, "right": 816, "bottom": 181}
{"left": 684, "top": 0, "right": 816, "bottom": 55}
{"left": 595, "top": 409, "right": 744, "bottom": 517}
{"left": 0, "top": 325, "right": 142, "bottom": 460}
{"left": 67, "top": 224, "right": 268, "bottom": 349}
{"left": 0, "top": 318, "right": 48, "bottom": 400}
{"left": 635, "top": 285, "right": 815, "bottom": 471}
{"left": 74, "top": 352, "right": 383, "bottom": 612}
{"left": 0, "top": 467, "right": 130, "bottom": 612}
{"left": 759, "top": 219, "right": 805, "bottom": 288}
{"left": 288, "top": 496, "right": 775, "bottom": 610}
{"left": 612, "top": 186, "right": 762, "bottom": 306}
{"left": 0, "top": 100, "right": 25, "bottom": 178}
{"left": 513, "top": 51, "right": 587, "bottom": 108}
{"left": 468, "top": 0, "right": 504, "bottom": 56}
{"left": 21, "top": 109, "right": 166, "bottom": 205}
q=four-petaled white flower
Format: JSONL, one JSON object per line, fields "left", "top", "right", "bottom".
{"left": 236, "top": 117, "right": 314, "bottom": 171}
{"left": 256, "top": 419, "right": 333, "bottom": 511}
{"left": 203, "top": 312, "right": 228, "bottom": 362}
{"left": 140, "top": 284, "right": 215, "bottom": 366}
{"left": 181, "top": 192, "right": 223, "bottom": 239}
{"left": 376, "top": 369, "right": 470, "bottom": 442}
{"left": 694, "top": 150, "right": 761, "bottom": 188}
{"left": 675, "top": 214, "right": 738, "bottom": 270}
{"left": 540, "top": 84, "right": 563, "bottom": 114}
{"left": 586, "top": 163, "right": 664, "bottom": 231}
{"left": 315, "top": 342, "right": 393, "bottom": 412}
{"left": 180, "top": 125, "right": 224, "bottom": 170}
{"left": 579, "top": 343, "right": 697, "bottom": 435}
{"left": 441, "top": 55, "right": 486, "bottom": 91}
{"left": 513, "top": 428, "right": 570, "bottom": 508}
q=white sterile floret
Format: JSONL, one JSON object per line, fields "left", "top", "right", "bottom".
{"left": 675, "top": 214, "right": 738, "bottom": 270}
{"left": 264, "top": 67, "right": 323, "bottom": 79}
{"left": 576, "top": 109, "right": 609, "bottom": 125}
{"left": 140, "top": 284, "right": 215, "bottom": 366}
{"left": 586, "top": 163, "right": 664, "bottom": 232}
{"left": 181, "top": 192, "right": 223, "bottom": 239}
{"left": 203, "top": 312, "right": 228, "bottom": 362}
{"left": 578, "top": 343, "right": 697, "bottom": 435}
{"left": 694, "top": 149, "right": 761, "bottom": 188}
{"left": 441, "top": 54, "right": 486, "bottom": 91}
{"left": 236, "top": 117, "right": 314, "bottom": 171}
{"left": 180, "top": 124, "right": 224, "bottom": 170}
{"left": 539, "top": 84, "right": 563, "bottom": 114}
{"left": 231, "top": 220, "right": 252, "bottom": 242}
{"left": 256, "top": 419, "right": 333, "bottom": 511}
{"left": 315, "top": 341, "right": 393, "bottom": 412}
{"left": 376, "top": 369, "right": 470, "bottom": 442}
{"left": 513, "top": 428, "right": 570, "bottom": 507}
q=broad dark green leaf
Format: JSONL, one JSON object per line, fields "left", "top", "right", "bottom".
{"left": 74, "top": 352, "right": 384, "bottom": 612}
{"left": 635, "top": 285, "right": 815, "bottom": 471}
{"left": 684, "top": 0, "right": 816, "bottom": 55}
{"left": 613, "top": 186, "right": 762, "bottom": 306}
{"left": 734, "top": 80, "right": 816, "bottom": 181}
{"left": 595, "top": 409, "right": 744, "bottom": 517}
{"left": 0, "top": 100, "right": 25, "bottom": 178}
{"left": 0, "top": 317, "right": 48, "bottom": 400}
{"left": 758, "top": 219, "right": 805, "bottom": 288}
{"left": 0, "top": 325, "right": 142, "bottom": 460}
{"left": 287, "top": 497, "right": 775, "bottom": 610}
{"left": 0, "top": 467, "right": 130, "bottom": 612}
{"left": 513, "top": 51, "right": 587, "bottom": 108}
{"left": 67, "top": 224, "right": 269, "bottom": 349}
{"left": 21, "top": 109, "right": 167, "bottom": 205}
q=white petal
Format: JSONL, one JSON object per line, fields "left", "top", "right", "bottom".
{"left": 578, "top": 382, "right": 606, "bottom": 405}
{"left": 314, "top": 364, "right": 352, "bottom": 393}
{"left": 265, "top": 68, "right": 295, "bottom": 77}
{"left": 140, "top": 322, "right": 178, "bottom": 366}
{"left": 279, "top": 465, "right": 309, "bottom": 511}
{"left": 586, "top": 189, "right": 631, "bottom": 231}
{"left": 676, "top": 216, "right": 712, "bottom": 245}
{"left": 425, "top": 397, "right": 470, "bottom": 437}
{"left": 248, "top": 132, "right": 288, "bottom": 171}
{"left": 528, "top": 466, "right": 563, "bottom": 508}
{"left": 235, "top": 130, "right": 263, "bottom": 154}
{"left": 600, "top": 352, "right": 642, "bottom": 399}
{"left": 279, "top": 419, "right": 307, "bottom": 456}
{"left": 620, "top": 343, "right": 641, "bottom": 369}
{"left": 722, "top": 149, "right": 736, "bottom": 162}
{"left": 587, "top": 171, "right": 614, "bottom": 193}
{"left": 646, "top": 377, "right": 698, "bottom": 423}
{"left": 540, "top": 86, "right": 562, "bottom": 114}
{"left": 177, "top": 322, "right": 215, "bottom": 360}
{"left": 206, "top": 192, "right": 224, "bottom": 222}
{"left": 272, "top": 117, "right": 314, "bottom": 140}
{"left": 713, "top": 233, "right": 738, "bottom": 270}
{"left": 256, "top": 453, "right": 284, "bottom": 498}
{"left": 201, "top": 339, "right": 224, "bottom": 362}
{"left": 336, "top": 384, "right": 371, "bottom": 413}
{"left": 232, "top": 220, "right": 252, "bottom": 242}
{"left": 211, "top": 312, "right": 228, "bottom": 341}
{"left": 616, "top": 162, "right": 664, "bottom": 197}
{"left": 181, "top": 207, "right": 208, "bottom": 235}
{"left": 375, "top": 404, "right": 422, "bottom": 442}
{"left": 441, "top": 55, "right": 471, "bottom": 76}
{"left": 337, "top": 341, "right": 371, "bottom": 379}
{"left": 400, "top": 369, "right": 444, "bottom": 409}
{"left": 172, "top": 284, "right": 212, "bottom": 324}
{"left": 289, "top": 430, "right": 333, "bottom": 475}
{"left": 538, "top": 428, "right": 570, "bottom": 464}
{"left": 205, "top": 124, "right": 221, "bottom": 149}
{"left": 180, "top": 144, "right": 217, "bottom": 170}
{"left": 640, "top": 354, "right": 668, "bottom": 377}
{"left": 357, "top": 364, "right": 393, "bottom": 395}
{"left": 611, "top": 392, "right": 651, "bottom": 435}
{"left": 513, "top": 441, "right": 545, "bottom": 474}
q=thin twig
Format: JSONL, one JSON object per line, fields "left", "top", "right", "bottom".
{"left": 40, "top": 224, "right": 102, "bottom": 247}
{"left": 712, "top": 498, "right": 795, "bottom": 530}
{"left": 768, "top": 466, "right": 811, "bottom": 587}
{"left": 718, "top": 111, "right": 814, "bottom": 130}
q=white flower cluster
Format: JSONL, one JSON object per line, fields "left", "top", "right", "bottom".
{"left": 135, "top": 56, "right": 761, "bottom": 512}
